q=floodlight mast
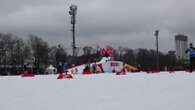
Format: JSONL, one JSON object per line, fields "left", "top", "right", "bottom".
{"left": 69, "top": 5, "right": 77, "bottom": 57}
{"left": 154, "top": 30, "right": 160, "bottom": 70}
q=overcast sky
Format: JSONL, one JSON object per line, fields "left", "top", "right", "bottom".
{"left": 0, "top": 0, "right": 194, "bottom": 52}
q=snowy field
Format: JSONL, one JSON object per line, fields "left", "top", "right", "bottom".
{"left": 0, "top": 72, "right": 195, "bottom": 110}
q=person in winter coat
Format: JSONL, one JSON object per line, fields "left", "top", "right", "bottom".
{"left": 57, "top": 62, "right": 63, "bottom": 73}
{"left": 186, "top": 43, "right": 195, "bottom": 71}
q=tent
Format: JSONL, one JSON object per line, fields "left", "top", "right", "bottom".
{"left": 46, "top": 65, "right": 57, "bottom": 74}
{"left": 124, "top": 64, "right": 138, "bottom": 72}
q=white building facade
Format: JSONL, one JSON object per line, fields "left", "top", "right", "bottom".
{"left": 175, "top": 35, "right": 188, "bottom": 60}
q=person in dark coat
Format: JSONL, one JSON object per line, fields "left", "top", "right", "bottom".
{"left": 186, "top": 43, "right": 195, "bottom": 71}
{"left": 57, "top": 62, "right": 63, "bottom": 73}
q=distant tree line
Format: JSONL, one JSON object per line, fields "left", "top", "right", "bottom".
{"left": 0, "top": 32, "right": 185, "bottom": 75}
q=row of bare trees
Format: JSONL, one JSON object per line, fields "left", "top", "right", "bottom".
{"left": 0, "top": 33, "right": 67, "bottom": 75}
{"left": 0, "top": 32, "right": 182, "bottom": 75}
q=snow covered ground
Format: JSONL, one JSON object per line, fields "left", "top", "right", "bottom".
{"left": 0, "top": 71, "right": 195, "bottom": 110}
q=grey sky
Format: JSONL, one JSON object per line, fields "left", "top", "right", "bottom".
{"left": 0, "top": 0, "right": 194, "bottom": 52}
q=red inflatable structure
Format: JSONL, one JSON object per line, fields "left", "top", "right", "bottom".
{"left": 21, "top": 73, "right": 35, "bottom": 78}
{"left": 116, "top": 68, "right": 126, "bottom": 75}
{"left": 57, "top": 74, "right": 73, "bottom": 79}
{"left": 146, "top": 70, "right": 160, "bottom": 74}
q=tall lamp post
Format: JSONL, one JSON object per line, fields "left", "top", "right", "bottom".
{"left": 154, "top": 30, "right": 160, "bottom": 70}
{"left": 69, "top": 4, "right": 77, "bottom": 57}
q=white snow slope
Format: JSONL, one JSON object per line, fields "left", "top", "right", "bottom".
{"left": 0, "top": 72, "right": 195, "bottom": 110}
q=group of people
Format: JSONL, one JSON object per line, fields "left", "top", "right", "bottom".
{"left": 83, "top": 63, "right": 103, "bottom": 74}
{"left": 186, "top": 43, "right": 195, "bottom": 72}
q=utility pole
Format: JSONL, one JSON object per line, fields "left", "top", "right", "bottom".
{"left": 154, "top": 30, "right": 160, "bottom": 70}
{"left": 69, "top": 5, "right": 77, "bottom": 57}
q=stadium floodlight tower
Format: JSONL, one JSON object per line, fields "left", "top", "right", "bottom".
{"left": 154, "top": 30, "right": 160, "bottom": 71}
{"left": 69, "top": 4, "right": 77, "bottom": 57}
